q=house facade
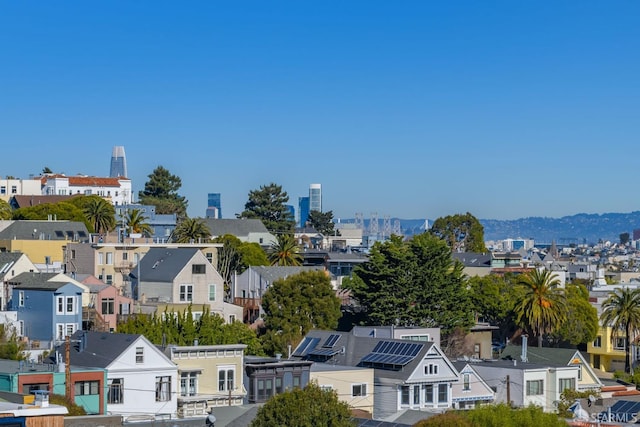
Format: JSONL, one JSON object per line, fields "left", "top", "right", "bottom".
{"left": 202, "top": 218, "right": 276, "bottom": 247}
{"left": 451, "top": 362, "right": 495, "bottom": 409}
{"left": 243, "top": 356, "right": 313, "bottom": 404}
{"left": 310, "top": 363, "right": 374, "bottom": 417}
{"left": 165, "top": 344, "right": 247, "bottom": 417}
{"left": 40, "top": 174, "right": 133, "bottom": 206}
{"left": 0, "top": 252, "right": 38, "bottom": 311}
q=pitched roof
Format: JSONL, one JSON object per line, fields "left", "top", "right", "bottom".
{"left": 0, "top": 252, "right": 28, "bottom": 278}
{"left": 247, "top": 266, "right": 326, "bottom": 283}
{"left": 202, "top": 218, "right": 269, "bottom": 237}
{"left": 42, "top": 174, "right": 129, "bottom": 186}
{"left": 64, "top": 331, "right": 144, "bottom": 368}
{"left": 453, "top": 252, "right": 492, "bottom": 267}
{"left": 500, "top": 344, "right": 585, "bottom": 367}
{"left": 10, "top": 195, "right": 79, "bottom": 209}
{"left": 8, "top": 272, "right": 71, "bottom": 290}
{"left": 0, "top": 220, "right": 90, "bottom": 242}
{"left": 131, "top": 247, "right": 201, "bottom": 282}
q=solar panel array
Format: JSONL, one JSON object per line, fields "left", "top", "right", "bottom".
{"left": 308, "top": 348, "right": 340, "bottom": 357}
{"left": 599, "top": 400, "right": 640, "bottom": 423}
{"left": 292, "top": 337, "right": 320, "bottom": 357}
{"left": 360, "top": 340, "right": 424, "bottom": 367}
{"left": 323, "top": 334, "right": 341, "bottom": 348}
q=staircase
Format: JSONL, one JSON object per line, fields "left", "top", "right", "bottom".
{"left": 83, "top": 307, "right": 109, "bottom": 332}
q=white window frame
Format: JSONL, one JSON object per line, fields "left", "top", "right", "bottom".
{"left": 424, "top": 363, "right": 438, "bottom": 375}
{"left": 56, "top": 296, "right": 64, "bottom": 314}
{"left": 180, "top": 372, "right": 198, "bottom": 397}
{"left": 18, "top": 291, "right": 24, "bottom": 308}
{"left": 155, "top": 376, "right": 171, "bottom": 402}
{"left": 526, "top": 379, "right": 544, "bottom": 396}
{"left": 352, "top": 383, "right": 367, "bottom": 397}
{"left": 218, "top": 366, "right": 235, "bottom": 391}
{"left": 463, "top": 373, "right": 470, "bottom": 391}
{"left": 56, "top": 323, "right": 65, "bottom": 340}
{"left": 208, "top": 284, "right": 216, "bottom": 302}
{"left": 614, "top": 337, "right": 626, "bottom": 351}
{"left": 66, "top": 296, "right": 75, "bottom": 314}
{"left": 180, "top": 284, "right": 193, "bottom": 302}
{"left": 65, "top": 323, "right": 76, "bottom": 337}
{"left": 136, "top": 347, "right": 144, "bottom": 363}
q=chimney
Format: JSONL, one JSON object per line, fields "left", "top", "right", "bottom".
{"left": 275, "top": 353, "right": 282, "bottom": 361}
{"left": 521, "top": 335, "right": 528, "bottom": 363}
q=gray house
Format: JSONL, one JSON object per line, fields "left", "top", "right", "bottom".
{"left": 202, "top": 218, "right": 276, "bottom": 247}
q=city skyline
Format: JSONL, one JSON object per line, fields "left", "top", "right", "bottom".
{"left": 2, "top": 2, "right": 639, "bottom": 221}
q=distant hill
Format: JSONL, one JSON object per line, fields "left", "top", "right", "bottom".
{"left": 351, "top": 212, "right": 640, "bottom": 245}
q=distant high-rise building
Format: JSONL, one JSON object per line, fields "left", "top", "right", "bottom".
{"left": 309, "top": 183, "right": 322, "bottom": 213}
{"left": 206, "top": 193, "right": 222, "bottom": 219}
{"left": 109, "top": 146, "right": 128, "bottom": 178}
{"left": 285, "top": 204, "right": 295, "bottom": 223}
{"left": 299, "top": 197, "right": 310, "bottom": 227}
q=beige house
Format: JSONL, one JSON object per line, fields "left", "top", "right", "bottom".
{"left": 311, "top": 363, "right": 374, "bottom": 417}
{"left": 165, "top": 344, "right": 247, "bottom": 417}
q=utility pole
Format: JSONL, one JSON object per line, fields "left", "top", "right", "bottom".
{"left": 65, "top": 335, "right": 71, "bottom": 400}
{"left": 506, "top": 375, "right": 511, "bottom": 407}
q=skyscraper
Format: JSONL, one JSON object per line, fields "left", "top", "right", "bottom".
{"left": 309, "top": 183, "right": 322, "bottom": 212}
{"left": 109, "top": 146, "right": 128, "bottom": 178}
{"left": 206, "top": 193, "right": 222, "bottom": 219}
{"left": 298, "top": 196, "right": 310, "bottom": 227}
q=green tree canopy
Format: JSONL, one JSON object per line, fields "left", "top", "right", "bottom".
{"left": 250, "top": 382, "right": 355, "bottom": 427}
{"left": 0, "top": 199, "right": 12, "bottom": 220}
{"left": 171, "top": 217, "right": 210, "bottom": 243}
{"left": 514, "top": 269, "right": 567, "bottom": 347}
{"left": 238, "top": 182, "right": 295, "bottom": 234}
{"left": 0, "top": 324, "right": 26, "bottom": 361}
{"left": 306, "top": 210, "right": 338, "bottom": 236}
{"left": 268, "top": 234, "right": 303, "bottom": 266}
{"left": 81, "top": 196, "right": 116, "bottom": 234}
{"left": 346, "top": 233, "right": 474, "bottom": 333}
{"left": 551, "top": 283, "right": 598, "bottom": 346}
{"left": 429, "top": 212, "right": 487, "bottom": 253}
{"left": 261, "top": 270, "right": 341, "bottom": 356}
{"left": 214, "top": 234, "right": 269, "bottom": 296}
{"left": 125, "top": 208, "right": 153, "bottom": 237}
{"left": 600, "top": 287, "right": 640, "bottom": 373}
{"left": 138, "top": 166, "right": 188, "bottom": 219}
{"left": 12, "top": 200, "right": 90, "bottom": 229}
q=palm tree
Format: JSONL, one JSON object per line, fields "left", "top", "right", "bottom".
{"left": 268, "top": 234, "right": 302, "bottom": 266}
{"left": 125, "top": 209, "right": 153, "bottom": 237}
{"left": 83, "top": 198, "right": 116, "bottom": 234}
{"left": 172, "top": 217, "right": 210, "bottom": 243}
{"left": 514, "top": 269, "right": 566, "bottom": 347}
{"left": 600, "top": 287, "right": 640, "bottom": 374}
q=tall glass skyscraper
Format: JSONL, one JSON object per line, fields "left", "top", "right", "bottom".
{"left": 109, "top": 146, "right": 128, "bottom": 178}
{"left": 298, "top": 196, "right": 310, "bottom": 227}
{"left": 309, "top": 183, "right": 322, "bottom": 212}
{"left": 206, "top": 193, "right": 222, "bottom": 219}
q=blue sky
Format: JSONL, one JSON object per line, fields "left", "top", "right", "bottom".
{"left": 1, "top": 1, "right": 638, "bottom": 221}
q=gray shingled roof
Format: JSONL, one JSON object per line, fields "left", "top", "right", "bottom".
{"left": 248, "top": 266, "right": 326, "bottom": 283}
{"left": 500, "top": 344, "right": 585, "bottom": 367}
{"left": 9, "top": 272, "right": 69, "bottom": 290}
{"left": 201, "top": 218, "right": 269, "bottom": 237}
{"left": 452, "top": 252, "right": 491, "bottom": 267}
{"left": 0, "top": 252, "right": 27, "bottom": 279}
{"left": 0, "top": 220, "right": 89, "bottom": 242}
{"left": 130, "top": 247, "right": 200, "bottom": 282}
{"left": 62, "top": 331, "right": 144, "bottom": 368}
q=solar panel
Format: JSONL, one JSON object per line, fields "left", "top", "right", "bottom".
{"left": 600, "top": 400, "right": 640, "bottom": 424}
{"left": 308, "top": 348, "right": 340, "bottom": 357}
{"left": 292, "top": 337, "right": 320, "bottom": 357}
{"left": 323, "top": 334, "right": 341, "bottom": 348}
{"left": 359, "top": 340, "right": 424, "bottom": 369}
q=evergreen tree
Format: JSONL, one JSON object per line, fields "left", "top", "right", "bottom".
{"left": 138, "top": 166, "right": 188, "bottom": 219}
{"left": 429, "top": 212, "right": 487, "bottom": 253}
{"left": 238, "top": 183, "right": 295, "bottom": 234}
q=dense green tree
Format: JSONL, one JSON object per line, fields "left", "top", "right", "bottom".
{"left": 268, "top": 234, "right": 303, "bottom": 266}
{"left": 0, "top": 199, "right": 12, "bottom": 220}
{"left": 171, "top": 217, "right": 210, "bottom": 243}
{"left": 138, "top": 166, "right": 188, "bottom": 219}
{"left": 125, "top": 208, "right": 153, "bottom": 237}
{"left": 81, "top": 196, "right": 116, "bottom": 234}
{"left": 49, "top": 394, "right": 86, "bottom": 416}
{"left": 306, "top": 210, "right": 338, "bottom": 236}
{"left": 600, "top": 287, "right": 640, "bottom": 373}
{"left": 250, "top": 382, "right": 355, "bottom": 427}
{"left": 429, "top": 212, "right": 487, "bottom": 253}
{"left": 413, "top": 412, "right": 471, "bottom": 427}
{"left": 214, "top": 234, "right": 269, "bottom": 296}
{"left": 12, "top": 201, "right": 90, "bottom": 228}
{"left": 238, "top": 183, "right": 295, "bottom": 234}
{"left": 118, "top": 306, "right": 264, "bottom": 355}
{"left": 514, "top": 269, "right": 566, "bottom": 347}
{"left": 346, "top": 233, "right": 474, "bottom": 332}
{"left": 261, "top": 271, "right": 341, "bottom": 356}
{"left": 550, "top": 283, "right": 598, "bottom": 346}
{"left": 462, "top": 404, "right": 567, "bottom": 427}
{"left": 0, "top": 324, "right": 26, "bottom": 360}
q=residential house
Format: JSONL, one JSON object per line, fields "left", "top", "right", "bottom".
{"left": 8, "top": 272, "right": 84, "bottom": 351}
{"left": 243, "top": 355, "right": 313, "bottom": 404}
{"left": 202, "top": 218, "right": 276, "bottom": 247}
{"left": 292, "top": 329, "right": 460, "bottom": 420}
{"left": 232, "top": 266, "right": 326, "bottom": 324}
{"left": 114, "top": 204, "right": 177, "bottom": 243}
{"left": 452, "top": 252, "right": 492, "bottom": 278}
{"left": 39, "top": 174, "right": 133, "bottom": 206}
{"left": 164, "top": 344, "right": 247, "bottom": 417}
{"left": 63, "top": 331, "right": 178, "bottom": 420}
{"left": 130, "top": 247, "right": 241, "bottom": 324}
{"left": 76, "top": 275, "right": 133, "bottom": 332}
{"left": 310, "top": 363, "right": 374, "bottom": 417}
{"left": 328, "top": 223, "right": 364, "bottom": 252}
{"left": 451, "top": 362, "right": 495, "bottom": 409}
{"left": 501, "top": 345, "right": 603, "bottom": 392}
{"left": 351, "top": 326, "right": 441, "bottom": 346}
{"left": 0, "top": 359, "right": 107, "bottom": 414}
{"left": 0, "top": 252, "right": 38, "bottom": 311}
{"left": 0, "top": 220, "right": 90, "bottom": 269}
{"left": 0, "top": 178, "right": 41, "bottom": 202}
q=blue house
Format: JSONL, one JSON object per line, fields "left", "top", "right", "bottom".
{"left": 9, "top": 272, "right": 83, "bottom": 347}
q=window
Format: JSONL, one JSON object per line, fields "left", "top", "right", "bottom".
{"left": 593, "top": 336, "right": 602, "bottom": 347}
{"left": 229, "top": 314, "right": 236, "bottom": 323}
{"left": 66, "top": 324, "right": 76, "bottom": 337}
{"left": 179, "top": 285, "right": 193, "bottom": 302}
{"left": 413, "top": 385, "right": 420, "bottom": 404}
{"left": 208, "top": 284, "right": 216, "bottom": 302}
{"left": 56, "top": 324, "right": 65, "bottom": 340}
{"left": 66, "top": 296, "right": 75, "bottom": 313}
{"left": 293, "top": 375, "right": 300, "bottom": 388}
{"left": 206, "top": 252, "right": 213, "bottom": 263}
{"left": 614, "top": 337, "right": 626, "bottom": 350}
{"left": 463, "top": 373, "right": 470, "bottom": 391}
{"left": 180, "top": 372, "right": 198, "bottom": 397}
{"left": 56, "top": 296, "right": 64, "bottom": 314}
{"left": 108, "top": 378, "right": 124, "bottom": 404}
{"left": 401, "top": 334, "right": 430, "bottom": 342}
{"left": 257, "top": 379, "right": 273, "bottom": 400}
{"left": 192, "top": 264, "right": 206, "bottom": 274}
{"left": 75, "top": 381, "right": 99, "bottom": 396}
{"left": 84, "top": 189, "right": 92, "bottom": 195}
{"left": 106, "top": 275, "right": 113, "bottom": 285}
{"left": 106, "top": 252, "right": 113, "bottom": 265}
{"left": 22, "top": 383, "right": 49, "bottom": 394}
{"left": 438, "top": 384, "right": 448, "bottom": 403}
{"left": 0, "top": 186, "right": 5, "bottom": 195}
{"left": 352, "top": 384, "right": 367, "bottom": 397}
{"left": 136, "top": 347, "right": 144, "bottom": 363}
{"left": 424, "top": 384, "right": 433, "bottom": 403}
{"left": 155, "top": 376, "right": 171, "bottom": 401}
{"left": 218, "top": 368, "right": 234, "bottom": 391}
{"left": 526, "top": 380, "right": 543, "bottom": 396}
{"left": 559, "top": 378, "right": 576, "bottom": 392}
{"left": 11, "top": 185, "right": 17, "bottom": 194}
{"left": 18, "top": 321, "right": 24, "bottom": 337}
{"left": 18, "top": 291, "right": 24, "bottom": 307}
{"left": 122, "top": 252, "right": 128, "bottom": 261}
{"left": 401, "top": 386, "right": 410, "bottom": 405}
{"left": 98, "top": 253, "right": 104, "bottom": 265}
{"left": 101, "top": 298, "right": 115, "bottom": 315}
{"left": 425, "top": 363, "right": 438, "bottom": 375}
{"left": 275, "top": 377, "right": 283, "bottom": 393}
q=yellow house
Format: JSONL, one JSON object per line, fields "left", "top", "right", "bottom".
{"left": 587, "top": 326, "right": 628, "bottom": 373}
{"left": 310, "top": 363, "right": 375, "bottom": 418}
{"left": 165, "top": 343, "right": 247, "bottom": 418}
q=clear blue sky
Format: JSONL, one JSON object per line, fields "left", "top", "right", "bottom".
{"left": 1, "top": 2, "right": 638, "bottom": 221}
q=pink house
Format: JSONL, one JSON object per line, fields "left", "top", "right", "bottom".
{"left": 76, "top": 274, "right": 133, "bottom": 332}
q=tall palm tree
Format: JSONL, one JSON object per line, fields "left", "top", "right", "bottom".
{"left": 514, "top": 269, "right": 567, "bottom": 347}
{"left": 268, "top": 234, "right": 303, "bottom": 266}
{"left": 172, "top": 217, "right": 210, "bottom": 243}
{"left": 83, "top": 198, "right": 116, "bottom": 234}
{"left": 125, "top": 209, "right": 153, "bottom": 237}
{"left": 600, "top": 287, "right": 640, "bottom": 374}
